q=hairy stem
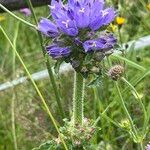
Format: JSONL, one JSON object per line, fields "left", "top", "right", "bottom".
{"left": 73, "top": 72, "right": 85, "bottom": 125}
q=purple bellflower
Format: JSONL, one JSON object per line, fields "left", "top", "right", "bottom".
{"left": 83, "top": 34, "right": 117, "bottom": 52}
{"left": 20, "top": 8, "right": 31, "bottom": 16}
{"left": 38, "top": 0, "right": 117, "bottom": 75}
{"left": 46, "top": 44, "right": 71, "bottom": 59}
{"left": 38, "top": 18, "right": 59, "bottom": 37}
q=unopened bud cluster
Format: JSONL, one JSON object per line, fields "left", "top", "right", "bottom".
{"left": 108, "top": 65, "right": 124, "bottom": 80}
{"left": 35, "top": 118, "right": 96, "bottom": 149}
{"left": 119, "top": 119, "right": 131, "bottom": 131}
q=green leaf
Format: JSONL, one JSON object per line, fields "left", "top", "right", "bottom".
{"left": 85, "top": 53, "right": 93, "bottom": 64}
{"left": 87, "top": 77, "right": 102, "bottom": 87}
{"left": 111, "top": 54, "right": 146, "bottom": 71}
{"left": 32, "top": 141, "right": 55, "bottom": 150}
{"left": 54, "top": 60, "right": 63, "bottom": 74}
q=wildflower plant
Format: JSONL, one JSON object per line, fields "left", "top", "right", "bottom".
{"left": 35, "top": 118, "right": 97, "bottom": 150}
{"left": 38, "top": 0, "right": 117, "bottom": 77}
{"left": 0, "top": 0, "right": 149, "bottom": 149}
{"left": 36, "top": 0, "right": 117, "bottom": 148}
{"left": 37, "top": 0, "right": 117, "bottom": 126}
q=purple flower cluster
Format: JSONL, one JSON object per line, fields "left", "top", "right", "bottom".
{"left": 38, "top": 0, "right": 116, "bottom": 56}
{"left": 38, "top": 0, "right": 117, "bottom": 75}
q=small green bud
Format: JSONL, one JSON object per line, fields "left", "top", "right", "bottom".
{"left": 119, "top": 119, "right": 131, "bottom": 130}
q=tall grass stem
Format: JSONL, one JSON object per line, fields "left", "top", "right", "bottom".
{"left": 0, "top": 26, "right": 68, "bottom": 150}
{"left": 26, "top": 0, "right": 65, "bottom": 118}
{"left": 0, "top": 4, "right": 36, "bottom": 29}
{"left": 121, "top": 77, "right": 147, "bottom": 136}
{"left": 115, "top": 82, "right": 138, "bottom": 139}
{"left": 11, "top": 21, "right": 20, "bottom": 150}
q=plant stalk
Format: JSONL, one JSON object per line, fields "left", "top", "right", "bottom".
{"left": 0, "top": 26, "right": 68, "bottom": 150}
{"left": 26, "top": 0, "right": 65, "bottom": 118}
{"left": 73, "top": 72, "right": 85, "bottom": 126}
{"left": 11, "top": 21, "right": 20, "bottom": 150}
{"left": 0, "top": 4, "right": 36, "bottom": 29}
{"left": 115, "top": 82, "right": 138, "bottom": 139}
{"left": 121, "top": 77, "right": 147, "bottom": 136}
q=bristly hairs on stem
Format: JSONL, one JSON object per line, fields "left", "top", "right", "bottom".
{"left": 72, "top": 72, "right": 85, "bottom": 126}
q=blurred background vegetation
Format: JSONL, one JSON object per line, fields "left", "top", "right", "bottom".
{"left": 0, "top": 0, "right": 150, "bottom": 149}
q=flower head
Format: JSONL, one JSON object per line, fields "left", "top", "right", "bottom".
{"left": 116, "top": 17, "right": 125, "bottom": 25}
{"left": 20, "top": 8, "right": 31, "bottom": 16}
{"left": 38, "top": 0, "right": 117, "bottom": 75}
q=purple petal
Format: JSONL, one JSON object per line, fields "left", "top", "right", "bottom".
{"left": 67, "top": 8, "right": 75, "bottom": 20}
{"left": 68, "top": 0, "right": 75, "bottom": 9}
{"left": 38, "top": 18, "right": 59, "bottom": 37}
{"left": 46, "top": 44, "right": 71, "bottom": 59}
{"left": 89, "top": 14, "right": 104, "bottom": 31}
{"left": 90, "top": 0, "right": 104, "bottom": 20}
{"left": 20, "top": 8, "right": 31, "bottom": 16}
{"left": 83, "top": 39, "right": 106, "bottom": 52}
{"left": 83, "top": 34, "right": 117, "bottom": 52}
{"left": 73, "top": 3, "right": 90, "bottom": 28}
{"left": 49, "top": 0, "right": 66, "bottom": 20}
{"left": 146, "top": 143, "right": 150, "bottom": 150}
{"left": 50, "top": 0, "right": 78, "bottom": 36}
{"left": 56, "top": 17, "right": 78, "bottom": 36}
{"left": 102, "top": 7, "right": 116, "bottom": 25}
{"left": 89, "top": 6, "right": 116, "bottom": 31}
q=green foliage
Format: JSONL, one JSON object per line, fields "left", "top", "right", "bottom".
{"left": 34, "top": 118, "right": 99, "bottom": 150}
{"left": 0, "top": 0, "right": 150, "bottom": 150}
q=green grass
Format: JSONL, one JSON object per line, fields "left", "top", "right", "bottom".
{"left": 0, "top": 0, "right": 150, "bottom": 149}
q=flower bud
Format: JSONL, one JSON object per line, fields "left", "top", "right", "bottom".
{"left": 108, "top": 65, "right": 124, "bottom": 81}
{"left": 119, "top": 119, "right": 131, "bottom": 130}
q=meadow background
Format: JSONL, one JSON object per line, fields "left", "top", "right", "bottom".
{"left": 0, "top": 0, "right": 150, "bottom": 149}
